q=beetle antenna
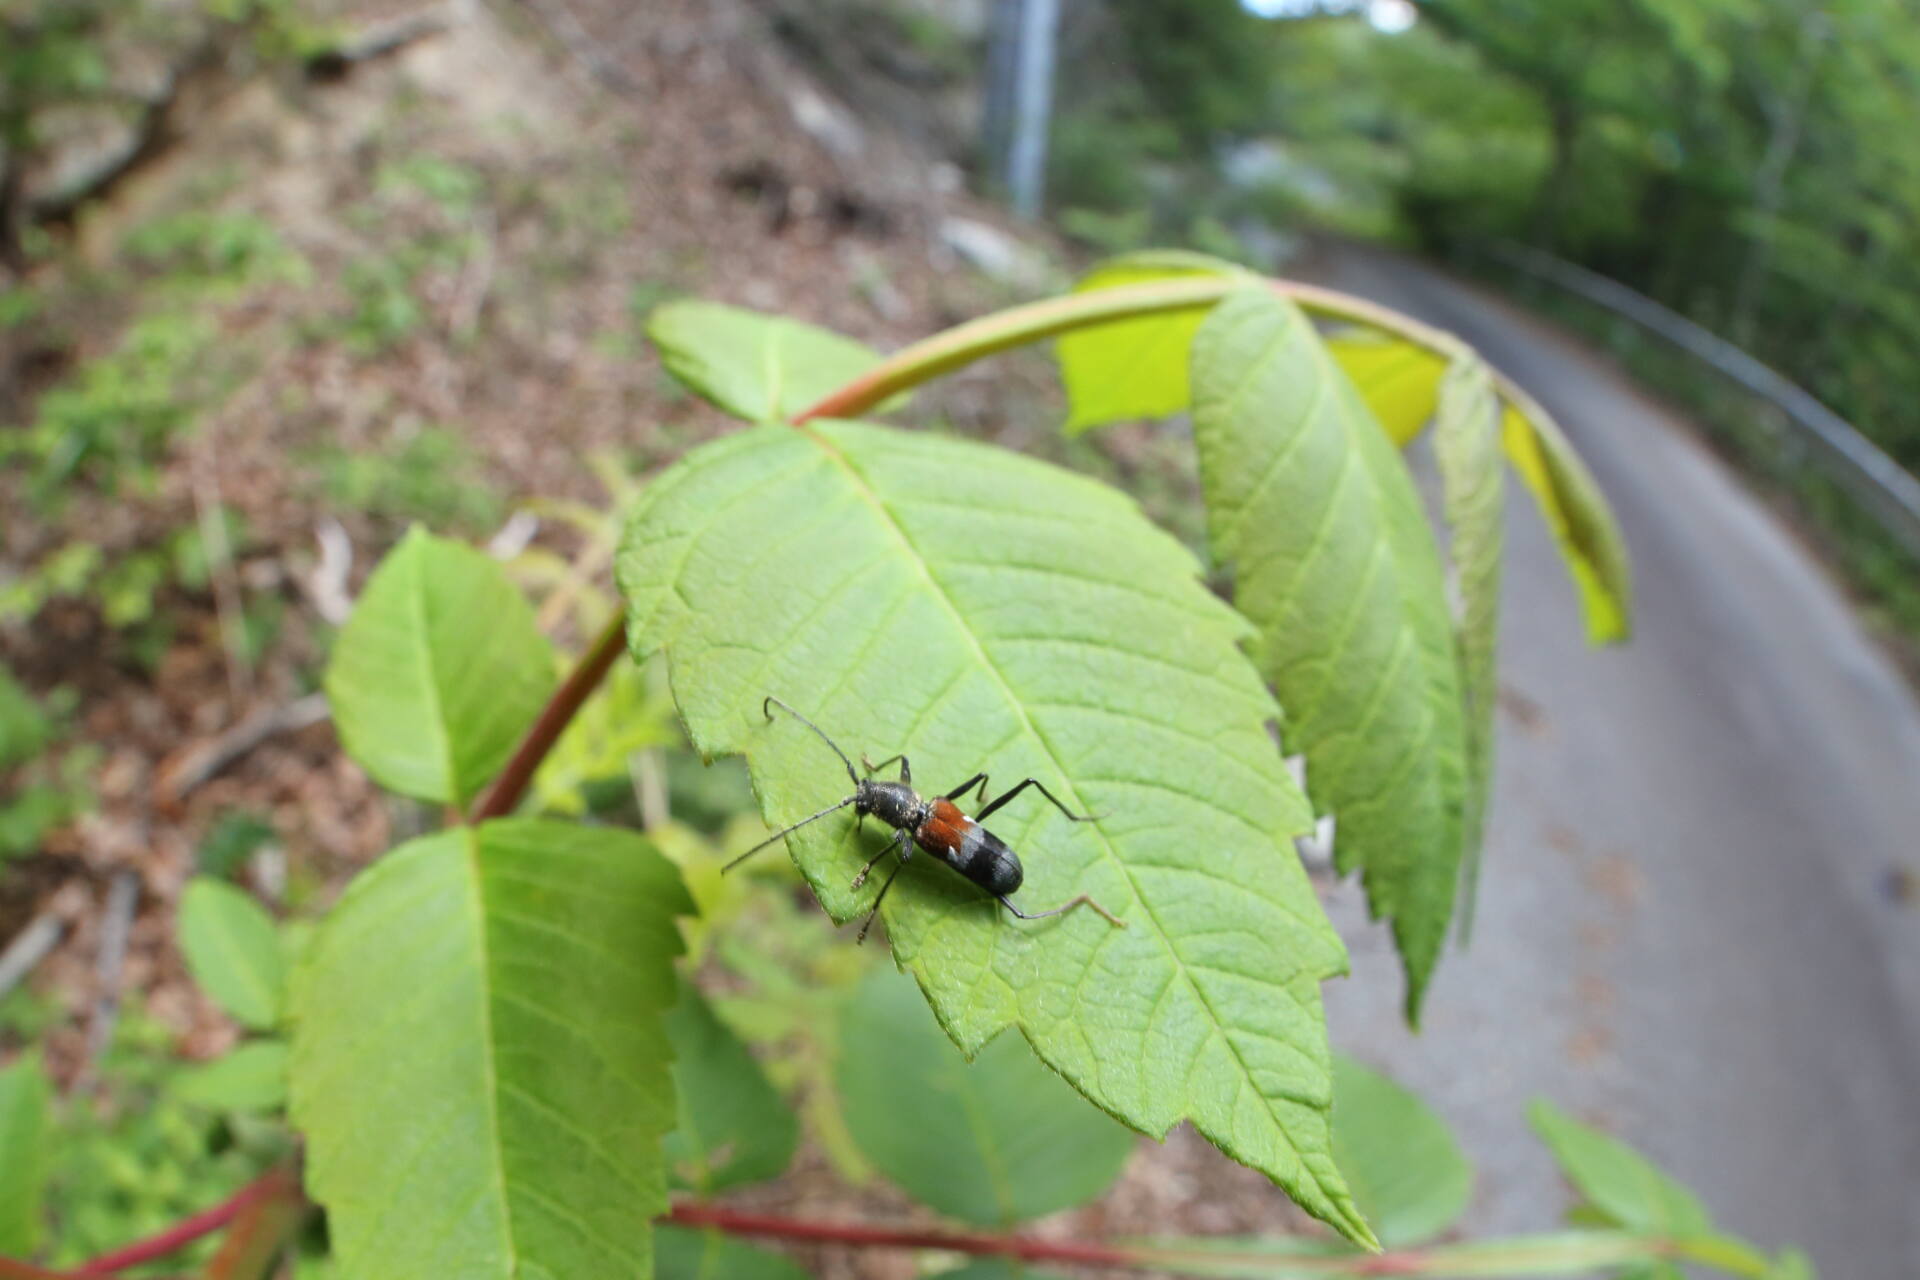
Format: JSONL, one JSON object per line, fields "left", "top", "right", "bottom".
{"left": 764, "top": 696, "right": 860, "bottom": 788}
{"left": 723, "top": 796, "right": 857, "bottom": 872}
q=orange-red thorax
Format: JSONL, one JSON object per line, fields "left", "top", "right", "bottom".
{"left": 915, "top": 796, "right": 975, "bottom": 856}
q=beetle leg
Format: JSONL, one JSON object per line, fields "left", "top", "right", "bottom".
{"left": 862, "top": 753, "right": 911, "bottom": 785}
{"left": 943, "top": 772, "right": 990, "bottom": 805}
{"left": 999, "top": 893, "right": 1126, "bottom": 929}
{"left": 850, "top": 827, "right": 911, "bottom": 891}
{"left": 976, "top": 777, "right": 1099, "bottom": 824}
{"left": 857, "top": 849, "right": 913, "bottom": 944}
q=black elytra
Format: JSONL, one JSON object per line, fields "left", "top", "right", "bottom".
{"left": 723, "top": 697, "right": 1128, "bottom": 942}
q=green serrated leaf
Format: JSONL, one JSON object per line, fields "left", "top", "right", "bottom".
{"left": 1063, "top": 254, "right": 1627, "bottom": 647}
{"left": 179, "top": 878, "right": 285, "bottom": 1031}
{"left": 837, "top": 967, "right": 1133, "bottom": 1225}
{"left": 653, "top": 1226, "right": 809, "bottom": 1280}
{"left": 1527, "top": 1100, "right": 1711, "bottom": 1238}
{"left": 1286, "top": 329, "right": 1632, "bottom": 650}
{"left": 324, "top": 527, "right": 555, "bottom": 807}
{"left": 174, "top": 1039, "right": 290, "bottom": 1112}
{"left": 0, "top": 1052, "right": 51, "bottom": 1255}
{"left": 1191, "top": 288, "right": 1465, "bottom": 1023}
{"left": 289, "top": 818, "right": 692, "bottom": 1279}
{"left": 664, "top": 981, "right": 797, "bottom": 1192}
{"left": 1432, "top": 359, "right": 1503, "bottom": 942}
{"left": 617, "top": 419, "right": 1373, "bottom": 1247}
{"left": 1056, "top": 251, "right": 1244, "bottom": 432}
{"left": 1330, "top": 1054, "right": 1471, "bottom": 1247}
{"left": 647, "top": 300, "right": 893, "bottom": 424}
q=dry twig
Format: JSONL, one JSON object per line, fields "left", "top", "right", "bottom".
{"left": 77, "top": 870, "right": 141, "bottom": 1091}
{"left": 155, "top": 694, "right": 330, "bottom": 807}
{"left": 0, "top": 911, "right": 65, "bottom": 1003}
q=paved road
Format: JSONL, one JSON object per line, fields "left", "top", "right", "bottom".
{"left": 1298, "top": 245, "right": 1920, "bottom": 1277}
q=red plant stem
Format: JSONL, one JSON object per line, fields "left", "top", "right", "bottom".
{"left": 665, "top": 1206, "right": 1684, "bottom": 1277}
{"left": 0, "top": 1259, "right": 87, "bottom": 1280}
{"left": 201, "top": 1169, "right": 307, "bottom": 1280}
{"left": 469, "top": 613, "right": 628, "bottom": 821}
{"left": 667, "top": 1203, "right": 1149, "bottom": 1267}
{"left": 663, "top": 1204, "right": 1456, "bottom": 1275}
{"left": 72, "top": 1172, "right": 285, "bottom": 1274}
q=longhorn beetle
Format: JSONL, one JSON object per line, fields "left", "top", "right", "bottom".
{"left": 725, "top": 697, "right": 1128, "bottom": 942}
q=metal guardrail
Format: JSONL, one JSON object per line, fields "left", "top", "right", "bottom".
{"left": 1485, "top": 241, "right": 1920, "bottom": 559}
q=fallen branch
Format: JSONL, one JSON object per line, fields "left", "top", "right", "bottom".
{"left": 0, "top": 911, "right": 64, "bottom": 1003}
{"left": 24, "top": 10, "right": 447, "bottom": 232}
{"left": 26, "top": 46, "right": 222, "bottom": 229}
{"left": 155, "top": 693, "right": 330, "bottom": 806}
{"left": 76, "top": 870, "right": 140, "bottom": 1093}
{"left": 305, "top": 519, "right": 354, "bottom": 626}
{"left": 301, "top": 7, "right": 449, "bottom": 79}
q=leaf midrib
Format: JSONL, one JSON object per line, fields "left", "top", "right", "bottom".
{"left": 462, "top": 829, "right": 516, "bottom": 1272}
{"left": 1211, "top": 297, "right": 1459, "bottom": 843}
{"left": 192, "top": 895, "right": 279, "bottom": 1025}
{"left": 404, "top": 539, "right": 461, "bottom": 802}
{"left": 1210, "top": 303, "right": 1328, "bottom": 553}
{"left": 1305, "top": 340, "right": 1463, "bottom": 807}
{"left": 800, "top": 424, "right": 1339, "bottom": 1193}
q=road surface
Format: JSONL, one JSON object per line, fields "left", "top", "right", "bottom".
{"left": 1299, "top": 245, "right": 1920, "bottom": 1278}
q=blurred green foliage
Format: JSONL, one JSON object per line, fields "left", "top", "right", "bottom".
{"left": 1071, "top": 1, "right": 1920, "bottom": 468}
{"left": 0, "top": 663, "right": 92, "bottom": 860}
{"left": 197, "top": 811, "right": 279, "bottom": 880}
{"left": 1105, "top": 0, "right": 1274, "bottom": 145}
{"left": 0, "top": 994, "right": 292, "bottom": 1269}
{"left": 1060, "top": 0, "right": 1920, "bottom": 647}
{"left": 0, "top": 509, "right": 251, "bottom": 658}
{"left": 7, "top": 312, "right": 223, "bottom": 507}
{"left": 1, "top": 196, "right": 299, "bottom": 667}
{"left": 301, "top": 426, "right": 501, "bottom": 532}
{"left": 1395, "top": 0, "right": 1920, "bottom": 474}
